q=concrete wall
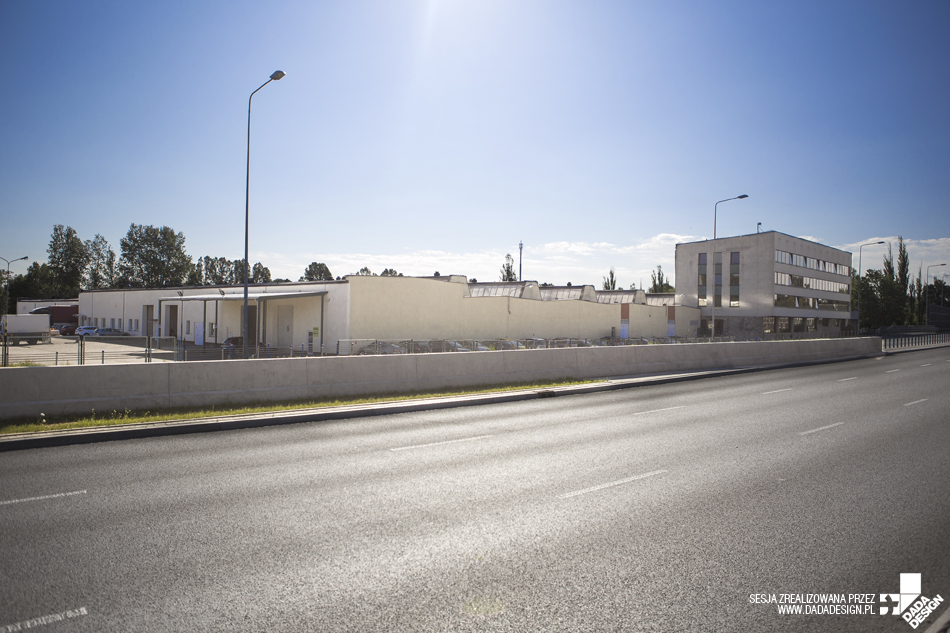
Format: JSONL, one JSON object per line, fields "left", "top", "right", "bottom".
{"left": 347, "top": 275, "right": 621, "bottom": 341}
{"left": 0, "top": 338, "right": 882, "bottom": 421}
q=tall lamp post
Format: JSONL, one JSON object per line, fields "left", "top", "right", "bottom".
{"left": 1, "top": 256, "right": 28, "bottom": 317}
{"left": 710, "top": 195, "right": 748, "bottom": 338}
{"left": 926, "top": 263, "right": 947, "bottom": 326}
{"left": 856, "top": 241, "right": 885, "bottom": 335}
{"left": 243, "top": 70, "right": 285, "bottom": 360}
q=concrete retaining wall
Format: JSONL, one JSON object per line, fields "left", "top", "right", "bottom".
{"left": 0, "top": 338, "right": 883, "bottom": 421}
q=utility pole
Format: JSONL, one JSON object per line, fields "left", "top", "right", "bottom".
{"left": 519, "top": 241, "right": 523, "bottom": 282}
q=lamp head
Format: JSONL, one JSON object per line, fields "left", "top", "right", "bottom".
{"left": 270, "top": 70, "right": 286, "bottom": 81}
{"left": 737, "top": 194, "right": 749, "bottom": 199}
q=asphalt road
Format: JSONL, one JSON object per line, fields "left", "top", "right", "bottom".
{"left": 2, "top": 348, "right": 948, "bottom": 632}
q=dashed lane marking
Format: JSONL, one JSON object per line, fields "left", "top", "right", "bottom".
{"left": 886, "top": 369, "right": 901, "bottom": 373}
{"left": 904, "top": 399, "right": 928, "bottom": 407}
{"left": 800, "top": 422, "right": 844, "bottom": 436}
{"left": 837, "top": 377, "right": 857, "bottom": 382}
{"left": 0, "top": 490, "right": 87, "bottom": 507}
{"left": 762, "top": 388, "right": 793, "bottom": 395}
{"left": 390, "top": 435, "right": 494, "bottom": 452}
{"left": 559, "top": 469, "right": 668, "bottom": 499}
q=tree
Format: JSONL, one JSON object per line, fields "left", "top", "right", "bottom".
{"left": 380, "top": 268, "right": 402, "bottom": 277}
{"left": 251, "top": 262, "right": 271, "bottom": 284}
{"left": 301, "top": 262, "right": 333, "bottom": 281}
{"left": 602, "top": 268, "right": 618, "bottom": 290}
{"left": 47, "top": 225, "right": 89, "bottom": 297}
{"left": 7, "top": 263, "right": 55, "bottom": 303}
{"left": 649, "top": 265, "right": 674, "bottom": 293}
{"left": 499, "top": 254, "right": 516, "bottom": 282}
{"left": 85, "top": 234, "right": 118, "bottom": 290}
{"left": 356, "top": 267, "right": 376, "bottom": 276}
{"left": 118, "top": 224, "right": 192, "bottom": 287}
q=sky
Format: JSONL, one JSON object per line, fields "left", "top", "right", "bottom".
{"left": 1, "top": 0, "right": 949, "bottom": 289}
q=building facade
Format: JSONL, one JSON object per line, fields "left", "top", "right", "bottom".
{"left": 675, "top": 231, "right": 854, "bottom": 338}
{"left": 77, "top": 275, "right": 700, "bottom": 353}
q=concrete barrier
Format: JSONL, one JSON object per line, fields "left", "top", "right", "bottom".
{"left": 0, "top": 338, "right": 883, "bottom": 421}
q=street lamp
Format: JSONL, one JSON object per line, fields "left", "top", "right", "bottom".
{"left": 926, "top": 263, "right": 947, "bottom": 326}
{"left": 856, "top": 241, "right": 885, "bottom": 335}
{"left": 243, "top": 70, "right": 286, "bottom": 360}
{"left": 709, "top": 195, "right": 748, "bottom": 339}
{"left": 1, "top": 256, "right": 28, "bottom": 317}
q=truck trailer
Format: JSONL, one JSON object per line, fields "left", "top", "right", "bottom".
{"left": 0, "top": 314, "right": 51, "bottom": 344}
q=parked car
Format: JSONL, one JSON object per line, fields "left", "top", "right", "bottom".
{"left": 91, "top": 327, "right": 131, "bottom": 337}
{"left": 75, "top": 325, "right": 99, "bottom": 337}
{"left": 399, "top": 340, "right": 431, "bottom": 354}
{"left": 57, "top": 324, "right": 77, "bottom": 336}
{"left": 221, "top": 336, "right": 245, "bottom": 349}
{"left": 357, "top": 341, "right": 406, "bottom": 355}
{"left": 429, "top": 340, "right": 471, "bottom": 353}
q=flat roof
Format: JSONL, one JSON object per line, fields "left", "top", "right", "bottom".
{"left": 158, "top": 290, "right": 328, "bottom": 302}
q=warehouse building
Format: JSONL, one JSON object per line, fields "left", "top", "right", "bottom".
{"left": 77, "top": 274, "right": 700, "bottom": 353}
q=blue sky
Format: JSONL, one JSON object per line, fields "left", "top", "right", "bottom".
{"left": 2, "top": 0, "right": 948, "bottom": 289}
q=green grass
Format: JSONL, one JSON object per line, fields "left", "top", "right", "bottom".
{"left": 0, "top": 378, "right": 597, "bottom": 436}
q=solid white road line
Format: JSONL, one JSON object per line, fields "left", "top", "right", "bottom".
{"left": 837, "top": 377, "right": 857, "bottom": 382}
{"left": 390, "top": 434, "right": 494, "bottom": 452}
{"left": 762, "top": 388, "right": 793, "bottom": 395}
{"left": 0, "top": 490, "right": 87, "bottom": 507}
{"left": 631, "top": 406, "right": 686, "bottom": 416}
{"left": 800, "top": 422, "right": 844, "bottom": 436}
{"left": 559, "top": 469, "right": 668, "bottom": 499}
{"left": 904, "top": 399, "right": 928, "bottom": 407}
{"left": 886, "top": 369, "right": 901, "bottom": 373}
{"left": 1, "top": 607, "right": 89, "bottom": 630}
{"left": 921, "top": 363, "right": 932, "bottom": 367}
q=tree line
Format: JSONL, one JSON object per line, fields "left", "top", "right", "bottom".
{"left": 853, "top": 236, "right": 948, "bottom": 329}
{"left": 0, "top": 224, "right": 413, "bottom": 312}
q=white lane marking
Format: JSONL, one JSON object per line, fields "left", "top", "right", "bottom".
{"left": 921, "top": 363, "right": 932, "bottom": 367}
{"left": 0, "top": 490, "right": 87, "bottom": 507}
{"left": 800, "top": 422, "right": 844, "bottom": 436}
{"left": 390, "top": 434, "right": 493, "bottom": 452}
{"left": 837, "top": 377, "right": 857, "bottom": 382}
{"left": 922, "top": 602, "right": 950, "bottom": 633}
{"left": 2, "top": 606, "right": 88, "bottom": 630}
{"left": 904, "top": 399, "right": 928, "bottom": 407}
{"left": 762, "top": 388, "right": 792, "bottom": 395}
{"left": 631, "top": 406, "right": 686, "bottom": 416}
{"left": 559, "top": 469, "right": 668, "bottom": 499}
{"left": 886, "top": 369, "right": 901, "bottom": 373}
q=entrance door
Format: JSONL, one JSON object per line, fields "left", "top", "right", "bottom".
{"left": 277, "top": 305, "right": 294, "bottom": 348}
{"left": 167, "top": 305, "right": 178, "bottom": 338}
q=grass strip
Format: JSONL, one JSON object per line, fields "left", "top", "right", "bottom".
{"left": 0, "top": 378, "right": 597, "bottom": 436}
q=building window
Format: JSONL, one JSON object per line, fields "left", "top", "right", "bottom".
{"left": 128, "top": 319, "right": 132, "bottom": 331}
{"left": 208, "top": 322, "right": 216, "bottom": 336}
{"left": 729, "top": 252, "right": 740, "bottom": 307}
{"left": 714, "top": 252, "right": 722, "bottom": 307}
{"left": 135, "top": 319, "right": 140, "bottom": 331}
{"left": 698, "top": 253, "right": 707, "bottom": 307}
{"left": 186, "top": 320, "right": 191, "bottom": 335}
{"left": 94, "top": 318, "right": 99, "bottom": 327}
{"left": 763, "top": 316, "right": 775, "bottom": 333}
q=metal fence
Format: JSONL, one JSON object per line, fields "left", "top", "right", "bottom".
{"left": 0, "top": 335, "right": 332, "bottom": 367}
{"left": 882, "top": 332, "right": 950, "bottom": 350}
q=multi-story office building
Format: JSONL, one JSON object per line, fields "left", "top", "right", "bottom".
{"left": 675, "top": 231, "right": 854, "bottom": 338}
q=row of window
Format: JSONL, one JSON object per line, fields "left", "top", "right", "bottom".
{"left": 775, "top": 250, "right": 849, "bottom": 276}
{"left": 83, "top": 317, "right": 217, "bottom": 336}
{"left": 774, "top": 272, "right": 850, "bottom": 294}
{"left": 699, "top": 252, "right": 740, "bottom": 307}
{"left": 774, "top": 294, "right": 850, "bottom": 312}
{"left": 87, "top": 317, "right": 141, "bottom": 331}
{"left": 763, "top": 316, "right": 849, "bottom": 333}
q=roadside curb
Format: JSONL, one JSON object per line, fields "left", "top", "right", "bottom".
{"left": 0, "top": 347, "right": 931, "bottom": 452}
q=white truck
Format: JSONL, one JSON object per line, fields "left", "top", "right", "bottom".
{"left": 0, "top": 314, "right": 51, "bottom": 345}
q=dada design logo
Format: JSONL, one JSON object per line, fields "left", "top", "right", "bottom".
{"left": 880, "top": 573, "right": 944, "bottom": 629}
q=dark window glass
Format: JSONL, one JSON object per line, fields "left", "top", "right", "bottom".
{"left": 698, "top": 253, "right": 707, "bottom": 265}
{"left": 731, "top": 252, "right": 740, "bottom": 264}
